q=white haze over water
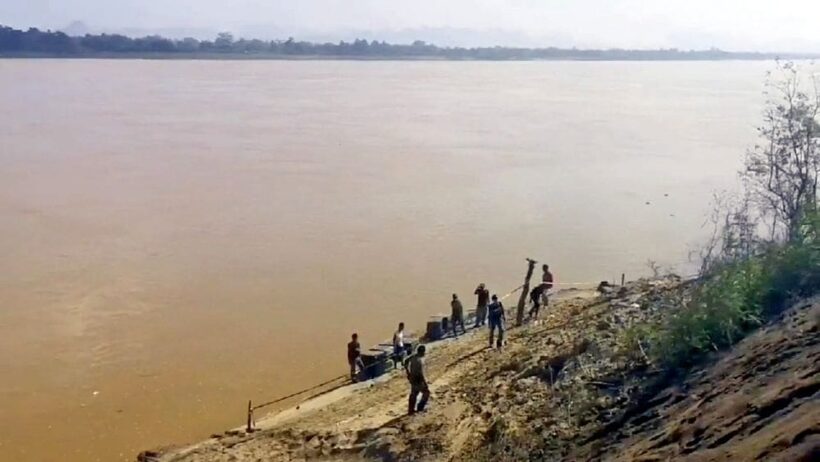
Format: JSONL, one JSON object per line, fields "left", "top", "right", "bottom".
{"left": 2, "top": 0, "right": 820, "bottom": 52}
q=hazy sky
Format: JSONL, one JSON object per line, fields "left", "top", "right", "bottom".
{"left": 3, "top": 0, "right": 820, "bottom": 51}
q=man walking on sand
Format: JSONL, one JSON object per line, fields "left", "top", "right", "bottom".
{"left": 450, "top": 294, "right": 466, "bottom": 336}
{"left": 474, "top": 283, "right": 490, "bottom": 327}
{"left": 487, "top": 294, "right": 505, "bottom": 349}
{"left": 405, "top": 344, "right": 430, "bottom": 414}
{"left": 347, "top": 333, "right": 365, "bottom": 382}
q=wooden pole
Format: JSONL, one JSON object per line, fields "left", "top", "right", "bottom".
{"left": 516, "top": 258, "right": 537, "bottom": 326}
{"left": 621, "top": 273, "right": 625, "bottom": 286}
{"left": 246, "top": 400, "right": 254, "bottom": 433}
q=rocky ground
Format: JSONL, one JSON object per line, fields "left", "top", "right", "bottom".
{"left": 143, "top": 278, "right": 819, "bottom": 462}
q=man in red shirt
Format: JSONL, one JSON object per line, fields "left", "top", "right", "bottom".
{"left": 542, "top": 262, "right": 554, "bottom": 290}
{"left": 533, "top": 264, "right": 554, "bottom": 318}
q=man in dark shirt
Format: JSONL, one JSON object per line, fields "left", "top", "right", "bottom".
{"left": 450, "top": 293, "right": 466, "bottom": 336}
{"left": 347, "top": 333, "right": 365, "bottom": 382}
{"left": 474, "top": 283, "right": 490, "bottom": 327}
{"left": 529, "top": 284, "right": 545, "bottom": 320}
{"left": 405, "top": 344, "right": 430, "bottom": 414}
{"left": 487, "top": 294, "right": 505, "bottom": 349}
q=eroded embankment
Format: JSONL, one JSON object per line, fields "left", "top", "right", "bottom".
{"left": 143, "top": 279, "right": 819, "bottom": 462}
{"left": 571, "top": 296, "right": 820, "bottom": 462}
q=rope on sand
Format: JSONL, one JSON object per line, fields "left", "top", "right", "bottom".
{"left": 252, "top": 374, "right": 348, "bottom": 412}
{"left": 499, "top": 284, "right": 524, "bottom": 301}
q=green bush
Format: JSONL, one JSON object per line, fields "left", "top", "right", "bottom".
{"left": 646, "top": 212, "right": 819, "bottom": 368}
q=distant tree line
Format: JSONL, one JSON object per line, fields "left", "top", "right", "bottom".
{"left": 1, "top": 25, "right": 816, "bottom": 61}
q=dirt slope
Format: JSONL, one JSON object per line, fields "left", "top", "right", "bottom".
{"left": 144, "top": 283, "right": 819, "bottom": 462}
{"left": 574, "top": 297, "right": 820, "bottom": 462}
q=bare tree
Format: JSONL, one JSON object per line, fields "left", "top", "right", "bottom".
{"left": 695, "top": 192, "right": 760, "bottom": 275}
{"left": 744, "top": 61, "right": 820, "bottom": 241}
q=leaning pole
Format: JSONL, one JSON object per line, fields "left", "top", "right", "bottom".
{"left": 516, "top": 258, "right": 537, "bottom": 326}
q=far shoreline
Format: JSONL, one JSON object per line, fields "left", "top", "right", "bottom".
{"left": 3, "top": 24, "right": 818, "bottom": 63}
{"left": 2, "top": 52, "right": 818, "bottom": 62}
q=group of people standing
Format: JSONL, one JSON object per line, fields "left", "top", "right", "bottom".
{"left": 457, "top": 264, "right": 554, "bottom": 349}
{"left": 346, "top": 263, "right": 555, "bottom": 415}
{"left": 468, "top": 283, "right": 507, "bottom": 348}
{"left": 447, "top": 285, "right": 506, "bottom": 348}
{"left": 346, "top": 321, "right": 428, "bottom": 414}
{"left": 346, "top": 322, "right": 411, "bottom": 382}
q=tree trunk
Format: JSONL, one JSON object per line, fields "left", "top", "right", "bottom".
{"left": 516, "top": 258, "right": 537, "bottom": 326}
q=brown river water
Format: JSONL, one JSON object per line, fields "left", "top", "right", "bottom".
{"left": 0, "top": 59, "right": 772, "bottom": 461}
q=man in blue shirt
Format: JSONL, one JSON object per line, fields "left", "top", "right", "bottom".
{"left": 487, "top": 294, "right": 505, "bottom": 349}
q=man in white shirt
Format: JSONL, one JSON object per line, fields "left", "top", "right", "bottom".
{"left": 392, "top": 322, "right": 406, "bottom": 368}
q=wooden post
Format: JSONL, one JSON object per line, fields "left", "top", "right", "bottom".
{"left": 516, "top": 258, "right": 537, "bottom": 326}
{"left": 246, "top": 400, "right": 254, "bottom": 433}
{"left": 621, "top": 273, "right": 625, "bottom": 286}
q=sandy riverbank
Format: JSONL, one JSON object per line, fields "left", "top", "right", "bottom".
{"left": 139, "top": 287, "right": 603, "bottom": 461}
{"left": 142, "top": 277, "right": 819, "bottom": 461}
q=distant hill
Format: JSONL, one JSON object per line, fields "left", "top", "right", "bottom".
{"left": 60, "top": 21, "right": 90, "bottom": 37}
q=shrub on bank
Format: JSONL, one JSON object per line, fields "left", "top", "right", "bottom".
{"left": 638, "top": 212, "right": 819, "bottom": 368}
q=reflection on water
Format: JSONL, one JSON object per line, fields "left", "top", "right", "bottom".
{"left": 0, "top": 59, "right": 769, "bottom": 461}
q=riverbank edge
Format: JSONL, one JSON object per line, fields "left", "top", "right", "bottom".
{"left": 137, "top": 283, "right": 618, "bottom": 461}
